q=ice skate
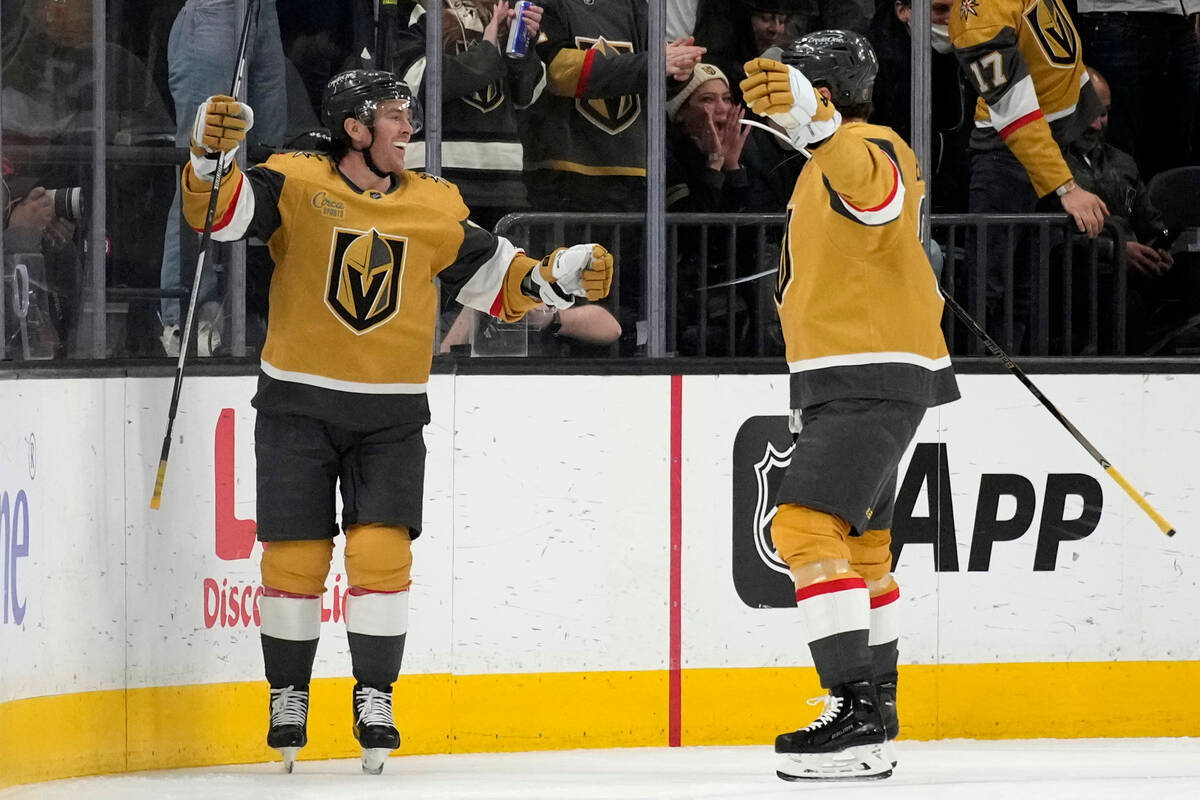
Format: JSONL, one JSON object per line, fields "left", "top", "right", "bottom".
{"left": 352, "top": 683, "right": 400, "bottom": 774}
{"left": 775, "top": 679, "right": 892, "bottom": 781}
{"left": 877, "top": 679, "right": 899, "bottom": 767}
{"left": 267, "top": 685, "right": 309, "bottom": 773}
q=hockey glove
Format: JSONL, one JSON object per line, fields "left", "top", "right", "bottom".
{"left": 740, "top": 58, "right": 841, "bottom": 149}
{"left": 529, "top": 244, "right": 614, "bottom": 310}
{"left": 190, "top": 95, "right": 254, "bottom": 157}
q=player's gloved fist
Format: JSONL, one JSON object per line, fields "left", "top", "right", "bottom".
{"left": 740, "top": 58, "right": 840, "bottom": 147}
{"left": 190, "top": 94, "right": 254, "bottom": 156}
{"left": 531, "top": 244, "right": 614, "bottom": 309}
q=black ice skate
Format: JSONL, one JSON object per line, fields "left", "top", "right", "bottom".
{"left": 267, "top": 685, "right": 309, "bottom": 773}
{"left": 877, "top": 679, "right": 899, "bottom": 767}
{"left": 774, "top": 679, "right": 891, "bottom": 781}
{"left": 352, "top": 683, "right": 401, "bottom": 774}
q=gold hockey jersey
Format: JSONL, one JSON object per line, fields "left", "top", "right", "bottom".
{"left": 777, "top": 122, "right": 959, "bottom": 410}
{"left": 182, "top": 151, "right": 540, "bottom": 426}
{"left": 950, "top": 0, "right": 1102, "bottom": 196}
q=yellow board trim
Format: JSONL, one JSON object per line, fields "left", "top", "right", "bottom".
{"left": 3, "top": 662, "right": 1199, "bottom": 789}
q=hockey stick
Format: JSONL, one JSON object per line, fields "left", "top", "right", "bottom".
{"left": 151, "top": 0, "right": 257, "bottom": 510}
{"left": 940, "top": 289, "right": 1176, "bottom": 537}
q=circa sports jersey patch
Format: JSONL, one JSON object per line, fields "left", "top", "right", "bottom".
{"left": 324, "top": 227, "right": 408, "bottom": 334}
{"left": 311, "top": 191, "right": 345, "bottom": 219}
{"left": 960, "top": 0, "right": 980, "bottom": 20}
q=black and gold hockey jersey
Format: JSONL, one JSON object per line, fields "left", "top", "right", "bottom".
{"left": 777, "top": 122, "right": 959, "bottom": 410}
{"left": 524, "top": 0, "right": 648, "bottom": 177}
{"left": 950, "top": 0, "right": 1102, "bottom": 197}
{"left": 181, "top": 151, "right": 540, "bottom": 427}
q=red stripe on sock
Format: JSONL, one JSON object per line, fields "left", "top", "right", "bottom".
{"left": 347, "top": 587, "right": 410, "bottom": 596}
{"left": 870, "top": 586, "right": 900, "bottom": 609}
{"left": 261, "top": 586, "right": 319, "bottom": 599}
{"left": 795, "top": 576, "right": 867, "bottom": 603}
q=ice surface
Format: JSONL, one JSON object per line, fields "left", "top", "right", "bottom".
{"left": 3, "top": 739, "right": 1199, "bottom": 800}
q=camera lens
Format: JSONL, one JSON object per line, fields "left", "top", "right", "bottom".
{"left": 49, "top": 187, "right": 83, "bottom": 222}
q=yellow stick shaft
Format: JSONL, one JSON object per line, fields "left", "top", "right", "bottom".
{"left": 1105, "top": 465, "right": 1176, "bottom": 537}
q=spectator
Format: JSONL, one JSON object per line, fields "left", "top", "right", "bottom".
{"left": 1063, "top": 68, "right": 1196, "bottom": 353}
{"left": 522, "top": 0, "right": 703, "bottom": 212}
{"left": 667, "top": 0, "right": 701, "bottom": 40}
{"left": 693, "top": 0, "right": 800, "bottom": 93}
{"left": 2, "top": 0, "right": 174, "bottom": 357}
{"left": 666, "top": 63, "right": 752, "bottom": 212}
{"left": 393, "top": 0, "right": 546, "bottom": 232}
{"left": 2, "top": 160, "right": 81, "bottom": 359}
{"left": 1076, "top": 1, "right": 1200, "bottom": 182}
{"left": 950, "top": 0, "right": 1109, "bottom": 353}
{"left": 438, "top": 302, "right": 622, "bottom": 357}
{"left": 867, "top": 0, "right": 974, "bottom": 212}
{"left": 159, "top": 0, "right": 287, "bottom": 357}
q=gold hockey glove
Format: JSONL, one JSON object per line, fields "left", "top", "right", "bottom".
{"left": 190, "top": 94, "right": 254, "bottom": 156}
{"left": 740, "top": 58, "right": 840, "bottom": 147}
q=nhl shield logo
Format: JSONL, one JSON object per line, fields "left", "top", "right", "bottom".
{"left": 325, "top": 227, "right": 407, "bottom": 334}
{"left": 574, "top": 36, "right": 641, "bottom": 135}
{"left": 731, "top": 415, "right": 800, "bottom": 608}
{"left": 752, "top": 441, "right": 793, "bottom": 577}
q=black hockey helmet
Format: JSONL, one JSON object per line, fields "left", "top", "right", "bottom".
{"left": 776, "top": 30, "right": 878, "bottom": 108}
{"left": 321, "top": 69, "right": 422, "bottom": 141}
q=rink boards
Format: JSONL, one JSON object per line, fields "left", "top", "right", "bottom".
{"left": 0, "top": 372, "right": 1197, "bottom": 787}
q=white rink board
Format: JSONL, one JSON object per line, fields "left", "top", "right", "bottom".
{"left": 1, "top": 372, "right": 1198, "bottom": 706}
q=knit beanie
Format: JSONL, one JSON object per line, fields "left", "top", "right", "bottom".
{"left": 666, "top": 63, "right": 730, "bottom": 121}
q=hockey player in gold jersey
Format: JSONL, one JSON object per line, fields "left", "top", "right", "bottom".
{"left": 181, "top": 70, "right": 612, "bottom": 774}
{"left": 741, "top": 31, "right": 959, "bottom": 781}
{"left": 950, "top": 0, "right": 1109, "bottom": 351}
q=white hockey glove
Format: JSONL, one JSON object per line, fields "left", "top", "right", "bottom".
{"left": 740, "top": 58, "right": 841, "bottom": 149}
{"left": 529, "top": 244, "right": 614, "bottom": 310}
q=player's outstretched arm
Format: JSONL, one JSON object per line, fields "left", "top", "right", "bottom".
{"left": 181, "top": 95, "right": 256, "bottom": 237}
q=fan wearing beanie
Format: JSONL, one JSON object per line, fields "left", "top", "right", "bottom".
{"left": 666, "top": 62, "right": 751, "bottom": 203}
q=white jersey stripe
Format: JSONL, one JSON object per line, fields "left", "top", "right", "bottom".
{"left": 454, "top": 235, "right": 523, "bottom": 315}
{"left": 261, "top": 359, "right": 428, "bottom": 394}
{"left": 984, "top": 74, "right": 1040, "bottom": 131}
{"left": 836, "top": 150, "right": 906, "bottom": 226}
{"left": 403, "top": 139, "right": 525, "bottom": 172}
{"left": 788, "top": 351, "right": 954, "bottom": 373}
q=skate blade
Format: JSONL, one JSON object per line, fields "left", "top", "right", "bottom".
{"left": 276, "top": 747, "right": 301, "bottom": 773}
{"left": 361, "top": 747, "right": 391, "bottom": 775}
{"left": 776, "top": 743, "right": 893, "bottom": 782}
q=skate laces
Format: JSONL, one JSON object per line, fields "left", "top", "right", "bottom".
{"left": 270, "top": 685, "right": 309, "bottom": 727}
{"left": 355, "top": 686, "right": 396, "bottom": 728}
{"left": 799, "top": 693, "right": 844, "bottom": 732}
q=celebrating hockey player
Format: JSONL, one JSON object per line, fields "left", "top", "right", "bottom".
{"left": 180, "top": 69, "right": 612, "bottom": 774}
{"left": 740, "top": 32, "right": 959, "bottom": 780}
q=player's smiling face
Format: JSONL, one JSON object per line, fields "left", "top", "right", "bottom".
{"left": 366, "top": 99, "right": 414, "bottom": 173}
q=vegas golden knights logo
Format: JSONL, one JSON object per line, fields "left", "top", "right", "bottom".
{"left": 574, "top": 36, "right": 640, "bottom": 134}
{"left": 1024, "top": 0, "right": 1078, "bottom": 67}
{"left": 457, "top": 41, "right": 504, "bottom": 113}
{"left": 325, "top": 227, "right": 407, "bottom": 333}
